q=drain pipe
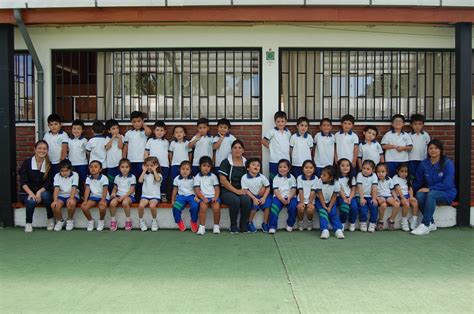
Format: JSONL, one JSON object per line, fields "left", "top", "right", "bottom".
{"left": 14, "top": 9, "right": 45, "bottom": 138}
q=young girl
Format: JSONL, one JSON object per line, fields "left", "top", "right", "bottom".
{"left": 81, "top": 160, "right": 110, "bottom": 232}
{"left": 296, "top": 159, "right": 318, "bottom": 231}
{"left": 336, "top": 158, "right": 358, "bottom": 232}
{"left": 194, "top": 156, "right": 221, "bottom": 235}
{"left": 138, "top": 156, "right": 162, "bottom": 232}
{"left": 171, "top": 160, "right": 199, "bottom": 232}
{"left": 145, "top": 121, "right": 170, "bottom": 201}
{"left": 109, "top": 158, "right": 136, "bottom": 232}
{"left": 316, "top": 166, "right": 344, "bottom": 239}
{"left": 356, "top": 160, "right": 379, "bottom": 232}
{"left": 375, "top": 163, "right": 401, "bottom": 231}
{"left": 393, "top": 163, "right": 419, "bottom": 232}
{"left": 268, "top": 159, "right": 297, "bottom": 234}
{"left": 169, "top": 126, "right": 192, "bottom": 181}
{"left": 51, "top": 160, "right": 79, "bottom": 231}
{"left": 241, "top": 158, "right": 271, "bottom": 233}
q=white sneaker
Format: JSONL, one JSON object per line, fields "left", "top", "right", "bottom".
{"left": 96, "top": 220, "right": 105, "bottom": 232}
{"left": 410, "top": 217, "right": 418, "bottom": 230}
{"left": 213, "top": 225, "right": 220, "bottom": 234}
{"left": 401, "top": 220, "right": 410, "bottom": 232}
{"left": 429, "top": 223, "right": 437, "bottom": 232}
{"left": 197, "top": 225, "right": 206, "bottom": 235}
{"left": 360, "top": 222, "right": 368, "bottom": 232}
{"left": 54, "top": 220, "right": 64, "bottom": 232}
{"left": 411, "top": 223, "right": 430, "bottom": 236}
{"left": 140, "top": 219, "right": 148, "bottom": 232}
{"left": 320, "top": 229, "right": 329, "bottom": 239}
{"left": 335, "top": 229, "right": 345, "bottom": 239}
{"left": 47, "top": 218, "right": 55, "bottom": 231}
{"left": 298, "top": 220, "right": 304, "bottom": 231}
{"left": 268, "top": 228, "right": 276, "bottom": 234}
{"left": 151, "top": 219, "right": 158, "bottom": 232}
{"left": 349, "top": 223, "right": 356, "bottom": 232}
{"left": 306, "top": 220, "right": 313, "bottom": 231}
{"left": 86, "top": 220, "right": 94, "bottom": 232}
{"left": 286, "top": 226, "right": 293, "bottom": 232}
{"left": 24, "top": 223, "right": 33, "bottom": 233}
{"left": 367, "top": 223, "right": 376, "bottom": 233}
{"left": 66, "top": 219, "right": 74, "bottom": 231}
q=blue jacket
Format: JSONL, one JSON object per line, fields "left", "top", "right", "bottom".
{"left": 413, "top": 157, "right": 457, "bottom": 204}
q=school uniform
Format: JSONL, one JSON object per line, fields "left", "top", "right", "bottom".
{"left": 356, "top": 172, "right": 378, "bottom": 224}
{"left": 141, "top": 172, "right": 162, "bottom": 201}
{"left": 313, "top": 132, "right": 335, "bottom": 177}
{"left": 408, "top": 131, "right": 430, "bottom": 178}
{"left": 43, "top": 130, "right": 69, "bottom": 174}
{"left": 172, "top": 175, "right": 199, "bottom": 224}
{"left": 269, "top": 174, "right": 297, "bottom": 230}
{"left": 335, "top": 130, "right": 359, "bottom": 162}
{"left": 296, "top": 175, "right": 318, "bottom": 205}
{"left": 114, "top": 173, "right": 136, "bottom": 203}
{"left": 290, "top": 132, "right": 314, "bottom": 178}
{"left": 67, "top": 136, "right": 89, "bottom": 192}
{"left": 194, "top": 172, "right": 220, "bottom": 203}
{"left": 337, "top": 176, "right": 359, "bottom": 224}
{"left": 86, "top": 135, "right": 108, "bottom": 168}
{"left": 85, "top": 174, "right": 110, "bottom": 202}
{"left": 53, "top": 171, "right": 80, "bottom": 203}
{"left": 124, "top": 128, "right": 148, "bottom": 197}
{"left": 315, "top": 180, "right": 343, "bottom": 231}
{"left": 392, "top": 175, "right": 409, "bottom": 198}
{"left": 263, "top": 127, "right": 291, "bottom": 181}
{"left": 377, "top": 177, "right": 397, "bottom": 199}
{"left": 358, "top": 140, "right": 384, "bottom": 165}
{"left": 213, "top": 133, "right": 236, "bottom": 173}
{"left": 145, "top": 138, "right": 170, "bottom": 193}
{"left": 105, "top": 135, "right": 124, "bottom": 191}
{"left": 191, "top": 134, "right": 213, "bottom": 175}
{"left": 241, "top": 172, "right": 272, "bottom": 211}
{"left": 169, "top": 140, "right": 191, "bottom": 180}
{"left": 381, "top": 129, "right": 413, "bottom": 176}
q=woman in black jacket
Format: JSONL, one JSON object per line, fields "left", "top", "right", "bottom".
{"left": 19, "top": 140, "right": 54, "bottom": 232}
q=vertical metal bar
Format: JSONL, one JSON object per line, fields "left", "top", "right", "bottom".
{"left": 287, "top": 51, "right": 291, "bottom": 118}
{"left": 233, "top": 50, "right": 235, "bottom": 119}
{"left": 241, "top": 50, "right": 243, "bottom": 119}
{"left": 432, "top": 51, "right": 435, "bottom": 120}
{"left": 441, "top": 51, "right": 444, "bottom": 120}
{"left": 339, "top": 50, "right": 342, "bottom": 118}
{"left": 356, "top": 50, "right": 359, "bottom": 120}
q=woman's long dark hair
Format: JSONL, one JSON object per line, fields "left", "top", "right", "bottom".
{"left": 427, "top": 139, "right": 446, "bottom": 171}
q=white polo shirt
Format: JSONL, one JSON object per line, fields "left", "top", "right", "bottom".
{"left": 356, "top": 173, "right": 378, "bottom": 197}
{"left": 290, "top": 132, "right": 314, "bottom": 167}
{"left": 105, "top": 135, "right": 124, "bottom": 169}
{"left": 54, "top": 171, "right": 79, "bottom": 198}
{"left": 358, "top": 141, "right": 384, "bottom": 165}
{"left": 145, "top": 138, "right": 170, "bottom": 168}
{"left": 381, "top": 130, "right": 413, "bottom": 162}
{"left": 67, "top": 137, "right": 88, "bottom": 166}
{"left": 124, "top": 129, "right": 148, "bottom": 163}
{"left": 409, "top": 131, "right": 430, "bottom": 161}
{"left": 338, "top": 176, "right": 357, "bottom": 197}
{"left": 191, "top": 134, "right": 213, "bottom": 167}
{"left": 335, "top": 130, "right": 359, "bottom": 162}
{"left": 173, "top": 175, "right": 195, "bottom": 196}
{"left": 241, "top": 173, "right": 270, "bottom": 196}
{"left": 317, "top": 181, "right": 340, "bottom": 204}
{"left": 272, "top": 174, "right": 297, "bottom": 198}
{"left": 213, "top": 133, "right": 236, "bottom": 167}
{"left": 377, "top": 177, "right": 397, "bottom": 198}
{"left": 142, "top": 172, "right": 162, "bottom": 199}
{"left": 114, "top": 173, "right": 136, "bottom": 197}
{"left": 85, "top": 174, "right": 110, "bottom": 199}
{"left": 43, "top": 131, "right": 69, "bottom": 165}
{"left": 313, "top": 132, "right": 335, "bottom": 168}
{"left": 86, "top": 135, "right": 108, "bottom": 168}
{"left": 297, "top": 175, "right": 319, "bottom": 204}
{"left": 169, "top": 140, "right": 191, "bottom": 166}
{"left": 392, "top": 174, "right": 409, "bottom": 196}
{"left": 263, "top": 127, "right": 291, "bottom": 163}
{"left": 194, "top": 172, "right": 219, "bottom": 198}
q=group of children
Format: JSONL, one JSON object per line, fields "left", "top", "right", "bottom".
{"left": 43, "top": 109, "right": 429, "bottom": 239}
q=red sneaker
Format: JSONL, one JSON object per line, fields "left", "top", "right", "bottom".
{"left": 177, "top": 220, "right": 186, "bottom": 232}
{"left": 190, "top": 221, "right": 199, "bottom": 233}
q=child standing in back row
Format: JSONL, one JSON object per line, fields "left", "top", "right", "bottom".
{"left": 213, "top": 118, "right": 236, "bottom": 175}
{"left": 262, "top": 111, "right": 291, "bottom": 182}
{"left": 145, "top": 121, "right": 170, "bottom": 201}
{"left": 358, "top": 125, "right": 384, "bottom": 169}
{"left": 408, "top": 114, "right": 430, "bottom": 179}
{"left": 335, "top": 114, "right": 358, "bottom": 171}
{"left": 43, "top": 114, "right": 69, "bottom": 176}
{"left": 105, "top": 119, "right": 124, "bottom": 193}
{"left": 313, "top": 118, "right": 335, "bottom": 177}
{"left": 86, "top": 120, "right": 108, "bottom": 171}
{"left": 189, "top": 118, "right": 213, "bottom": 176}
{"left": 67, "top": 119, "right": 88, "bottom": 195}
{"left": 381, "top": 114, "right": 413, "bottom": 177}
{"left": 169, "top": 126, "right": 192, "bottom": 180}
{"left": 290, "top": 117, "right": 314, "bottom": 179}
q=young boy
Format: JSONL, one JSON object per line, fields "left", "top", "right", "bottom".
{"left": 105, "top": 119, "right": 124, "bottom": 192}
{"left": 262, "top": 111, "right": 291, "bottom": 181}
{"left": 188, "top": 118, "right": 213, "bottom": 176}
{"left": 51, "top": 159, "right": 79, "bottom": 232}
{"left": 313, "top": 118, "right": 335, "bottom": 177}
{"left": 290, "top": 117, "right": 313, "bottom": 178}
{"left": 408, "top": 114, "right": 430, "bottom": 179}
{"left": 381, "top": 114, "right": 413, "bottom": 177}
{"left": 335, "top": 114, "right": 359, "bottom": 171}
{"left": 43, "top": 114, "right": 69, "bottom": 175}
{"left": 123, "top": 111, "right": 152, "bottom": 198}
{"left": 145, "top": 121, "right": 170, "bottom": 201}
{"left": 86, "top": 120, "right": 108, "bottom": 170}
{"left": 358, "top": 125, "right": 384, "bottom": 168}
{"left": 67, "top": 119, "right": 88, "bottom": 195}
{"left": 213, "top": 118, "right": 236, "bottom": 174}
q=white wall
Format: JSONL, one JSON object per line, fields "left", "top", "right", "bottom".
{"left": 13, "top": 24, "right": 458, "bottom": 175}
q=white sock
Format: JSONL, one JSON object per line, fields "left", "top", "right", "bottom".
{"left": 111, "top": 217, "right": 116, "bottom": 222}
{"left": 412, "top": 216, "right": 418, "bottom": 222}
{"left": 402, "top": 217, "right": 408, "bottom": 223}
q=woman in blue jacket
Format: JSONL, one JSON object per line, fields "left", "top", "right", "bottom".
{"left": 412, "top": 140, "right": 457, "bottom": 235}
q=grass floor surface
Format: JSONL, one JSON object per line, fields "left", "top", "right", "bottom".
{"left": 0, "top": 228, "right": 473, "bottom": 313}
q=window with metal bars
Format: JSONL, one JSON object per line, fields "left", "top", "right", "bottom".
{"left": 14, "top": 52, "right": 35, "bottom": 122}
{"left": 53, "top": 49, "right": 261, "bottom": 122}
{"left": 280, "top": 49, "right": 458, "bottom": 122}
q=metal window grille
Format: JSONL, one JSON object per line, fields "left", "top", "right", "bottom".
{"left": 14, "top": 52, "right": 35, "bottom": 122}
{"left": 280, "top": 49, "right": 457, "bottom": 122}
{"left": 53, "top": 49, "right": 261, "bottom": 122}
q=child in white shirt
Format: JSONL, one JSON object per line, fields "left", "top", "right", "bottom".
{"left": 262, "top": 111, "right": 291, "bottom": 182}
{"left": 145, "top": 121, "right": 170, "bottom": 201}
{"left": 358, "top": 125, "right": 384, "bottom": 168}
{"left": 43, "top": 114, "right": 69, "bottom": 176}
{"left": 290, "top": 117, "right": 313, "bottom": 178}
{"left": 171, "top": 161, "right": 199, "bottom": 232}
{"left": 296, "top": 160, "right": 318, "bottom": 231}
{"left": 51, "top": 159, "right": 79, "bottom": 232}
{"left": 213, "top": 118, "right": 236, "bottom": 174}
{"left": 189, "top": 118, "right": 213, "bottom": 176}
{"left": 381, "top": 114, "right": 413, "bottom": 177}
{"left": 137, "top": 156, "right": 162, "bottom": 232}
{"left": 313, "top": 118, "right": 335, "bottom": 177}
{"left": 169, "top": 126, "right": 192, "bottom": 180}
{"left": 375, "top": 163, "right": 401, "bottom": 231}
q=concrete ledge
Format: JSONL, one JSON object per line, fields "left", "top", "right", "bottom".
{"left": 14, "top": 205, "right": 457, "bottom": 230}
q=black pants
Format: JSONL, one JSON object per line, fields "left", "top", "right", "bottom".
{"left": 220, "top": 189, "right": 252, "bottom": 231}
